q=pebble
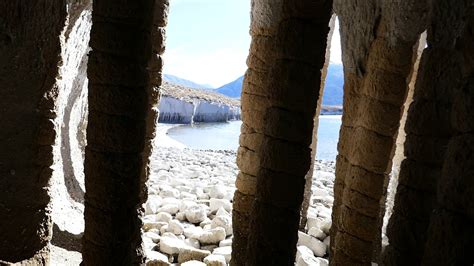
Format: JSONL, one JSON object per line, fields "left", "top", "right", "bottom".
{"left": 186, "top": 205, "right": 208, "bottom": 224}
{"left": 212, "top": 246, "right": 231, "bottom": 263}
{"left": 211, "top": 216, "right": 232, "bottom": 236}
{"left": 177, "top": 246, "right": 211, "bottom": 263}
{"left": 203, "top": 254, "right": 227, "bottom": 266}
{"left": 209, "top": 198, "right": 232, "bottom": 213}
{"left": 143, "top": 145, "right": 337, "bottom": 265}
{"left": 298, "top": 231, "right": 327, "bottom": 257}
{"left": 159, "top": 236, "right": 185, "bottom": 255}
{"left": 169, "top": 220, "right": 184, "bottom": 235}
{"left": 156, "top": 212, "right": 172, "bottom": 223}
{"left": 198, "top": 228, "right": 226, "bottom": 245}
{"left": 158, "top": 204, "right": 179, "bottom": 215}
{"left": 308, "top": 227, "right": 326, "bottom": 240}
{"left": 219, "top": 238, "right": 232, "bottom": 247}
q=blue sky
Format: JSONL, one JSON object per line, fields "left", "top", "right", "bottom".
{"left": 163, "top": 0, "right": 341, "bottom": 88}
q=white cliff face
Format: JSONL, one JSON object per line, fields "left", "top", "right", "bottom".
{"left": 158, "top": 96, "right": 195, "bottom": 124}
{"left": 158, "top": 96, "right": 241, "bottom": 124}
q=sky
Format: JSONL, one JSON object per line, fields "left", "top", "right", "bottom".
{"left": 163, "top": 0, "right": 342, "bottom": 88}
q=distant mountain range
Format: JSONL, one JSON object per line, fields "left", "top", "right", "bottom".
{"left": 164, "top": 64, "right": 344, "bottom": 106}
{"left": 163, "top": 74, "right": 213, "bottom": 89}
{"left": 216, "top": 76, "right": 244, "bottom": 98}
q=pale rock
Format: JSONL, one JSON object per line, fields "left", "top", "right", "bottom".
{"left": 318, "top": 258, "right": 329, "bottom": 266}
{"left": 162, "top": 232, "right": 178, "bottom": 239}
{"left": 298, "top": 231, "right": 327, "bottom": 257}
{"left": 160, "top": 187, "right": 180, "bottom": 198}
{"left": 185, "top": 205, "right": 207, "bottom": 224}
{"left": 146, "top": 250, "right": 170, "bottom": 266}
{"left": 209, "top": 198, "right": 231, "bottom": 212}
{"left": 203, "top": 254, "right": 226, "bottom": 266}
{"left": 159, "top": 236, "right": 185, "bottom": 255}
{"left": 199, "top": 218, "right": 212, "bottom": 228}
{"left": 218, "top": 238, "right": 232, "bottom": 247}
{"left": 211, "top": 216, "right": 232, "bottom": 236}
{"left": 158, "top": 204, "right": 179, "bottom": 215}
{"left": 143, "top": 236, "right": 157, "bottom": 251}
{"left": 320, "top": 220, "right": 332, "bottom": 235}
{"left": 143, "top": 214, "right": 157, "bottom": 223}
{"left": 169, "top": 220, "right": 184, "bottom": 235}
{"left": 184, "top": 238, "right": 201, "bottom": 249}
{"left": 198, "top": 227, "right": 226, "bottom": 245}
{"left": 156, "top": 212, "right": 172, "bottom": 223}
{"left": 180, "top": 200, "right": 198, "bottom": 213}
{"left": 209, "top": 185, "right": 226, "bottom": 199}
{"left": 161, "top": 197, "right": 181, "bottom": 206}
{"left": 215, "top": 207, "right": 230, "bottom": 217}
{"left": 177, "top": 246, "right": 211, "bottom": 263}
{"left": 160, "top": 225, "right": 169, "bottom": 235}
{"left": 296, "top": 254, "right": 321, "bottom": 266}
{"left": 170, "top": 178, "right": 186, "bottom": 187}
{"left": 212, "top": 246, "right": 231, "bottom": 263}
{"left": 203, "top": 224, "right": 212, "bottom": 230}
{"left": 184, "top": 226, "right": 204, "bottom": 239}
{"left": 145, "top": 196, "right": 163, "bottom": 215}
{"left": 144, "top": 231, "right": 161, "bottom": 243}
{"left": 144, "top": 222, "right": 168, "bottom": 232}
{"left": 313, "top": 188, "right": 329, "bottom": 198}
{"left": 181, "top": 192, "right": 198, "bottom": 200}
{"left": 323, "top": 236, "right": 330, "bottom": 247}
{"left": 296, "top": 245, "right": 313, "bottom": 262}
{"left": 306, "top": 217, "right": 323, "bottom": 231}
{"left": 308, "top": 227, "right": 326, "bottom": 240}
{"left": 181, "top": 261, "right": 206, "bottom": 266}
{"left": 176, "top": 212, "right": 186, "bottom": 221}
{"left": 223, "top": 191, "right": 234, "bottom": 201}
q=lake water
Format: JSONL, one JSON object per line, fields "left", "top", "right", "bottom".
{"left": 167, "top": 115, "right": 342, "bottom": 161}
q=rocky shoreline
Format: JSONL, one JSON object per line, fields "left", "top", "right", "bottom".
{"left": 141, "top": 129, "right": 336, "bottom": 265}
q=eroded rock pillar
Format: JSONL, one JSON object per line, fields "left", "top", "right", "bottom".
{"left": 422, "top": 4, "right": 474, "bottom": 264}
{"left": 330, "top": 1, "right": 428, "bottom": 264}
{"left": 382, "top": 1, "right": 472, "bottom": 264}
{"left": 82, "top": 0, "right": 168, "bottom": 264}
{"left": 242, "top": 1, "right": 333, "bottom": 265}
{"left": 0, "top": 1, "right": 67, "bottom": 264}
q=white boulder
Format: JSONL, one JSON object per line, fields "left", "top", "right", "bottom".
{"left": 198, "top": 228, "right": 226, "bottom": 245}
{"left": 209, "top": 198, "right": 231, "bottom": 213}
{"left": 212, "top": 246, "right": 231, "bottom": 263}
{"left": 211, "top": 215, "right": 232, "bottom": 236}
{"left": 169, "top": 220, "right": 184, "bottom": 235}
{"left": 177, "top": 246, "right": 211, "bottom": 263}
{"left": 308, "top": 227, "right": 326, "bottom": 240}
{"left": 298, "top": 231, "right": 327, "bottom": 257}
{"left": 156, "top": 212, "right": 172, "bottom": 223}
{"left": 203, "top": 254, "right": 227, "bottom": 266}
{"left": 186, "top": 205, "right": 207, "bottom": 224}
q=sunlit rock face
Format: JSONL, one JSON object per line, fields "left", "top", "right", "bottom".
{"left": 158, "top": 82, "right": 241, "bottom": 124}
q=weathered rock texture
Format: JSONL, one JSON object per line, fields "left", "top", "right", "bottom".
{"left": 0, "top": 1, "right": 68, "bottom": 264}
{"left": 232, "top": 0, "right": 333, "bottom": 265}
{"left": 82, "top": 0, "right": 169, "bottom": 264}
{"left": 330, "top": 0, "right": 428, "bottom": 264}
{"left": 385, "top": 1, "right": 474, "bottom": 265}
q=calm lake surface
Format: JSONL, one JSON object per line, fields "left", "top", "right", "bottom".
{"left": 167, "top": 115, "right": 342, "bottom": 161}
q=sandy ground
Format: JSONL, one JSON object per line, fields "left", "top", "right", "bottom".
{"left": 50, "top": 123, "right": 336, "bottom": 265}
